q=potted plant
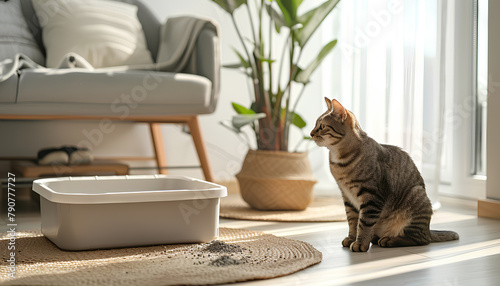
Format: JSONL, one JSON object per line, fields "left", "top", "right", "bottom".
{"left": 213, "top": 0, "right": 340, "bottom": 210}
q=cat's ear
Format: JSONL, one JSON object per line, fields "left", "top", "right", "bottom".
{"left": 332, "top": 99, "right": 348, "bottom": 123}
{"left": 324, "top": 97, "right": 333, "bottom": 110}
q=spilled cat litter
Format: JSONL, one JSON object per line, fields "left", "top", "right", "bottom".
{"left": 210, "top": 255, "right": 241, "bottom": 267}
{"left": 202, "top": 240, "right": 245, "bottom": 254}
{"left": 0, "top": 228, "right": 322, "bottom": 286}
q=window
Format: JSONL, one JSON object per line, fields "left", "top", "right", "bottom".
{"left": 473, "top": 0, "right": 488, "bottom": 177}
{"left": 315, "top": 0, "right": 486, "bottom": 200}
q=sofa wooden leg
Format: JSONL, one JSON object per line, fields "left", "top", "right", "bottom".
{"left": 188, "top": 116, "right": 214, "bottom": 182}
{"left": 149, "top": 123, "right": 168, "bottom": 175}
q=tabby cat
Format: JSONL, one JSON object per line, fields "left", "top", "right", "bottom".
{"left": 311, "top": 97, "right": 459, "bottom": 252}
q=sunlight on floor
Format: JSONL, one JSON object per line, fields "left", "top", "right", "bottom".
{"left": 308, "top": 239, "right": 500, "bottom": 285}
{"left": 220, "top": 220, "right": 347, "bottom": 237}
{"left": 429, "top": 211, "right": 477, "bottom": 225}
{"left": 413, "top": 238, "right": 500, "bottom": 258}
{"left": 220, "top": 209, "right": 478, "bottom": 239}
{"left": 261, "top": 223, "right": 347, "bottom": 237}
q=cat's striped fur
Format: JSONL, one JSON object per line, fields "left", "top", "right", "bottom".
{"left": 311, "top": 98, "right": 459, "bottom": 252}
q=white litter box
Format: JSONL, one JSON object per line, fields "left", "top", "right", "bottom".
{"left": 32, "top": 175, "right": 227, "bottom": 251}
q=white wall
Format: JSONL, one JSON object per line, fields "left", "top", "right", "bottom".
{"left": 487, "top": 0, "right": 500, "bottom": 200}
{"left": 0, "top": 0, "right": 338, "bottom": 189}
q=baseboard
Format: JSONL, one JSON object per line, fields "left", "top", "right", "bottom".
{"left": 478, "top": 199, "right": 500, "bottom": 219}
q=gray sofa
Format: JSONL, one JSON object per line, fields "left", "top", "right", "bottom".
{"left": 0, "top": 0, "right": 221, "bottom": 181}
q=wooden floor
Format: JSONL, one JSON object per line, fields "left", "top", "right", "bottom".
{"left": 3, "top": 192, "right": 500, "bottom": 286}
{"left": 219, "top": 196, "right": 500, "bottom": 286}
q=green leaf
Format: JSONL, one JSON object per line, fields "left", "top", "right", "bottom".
{"left": 292, "top": 64, "right": 303, "bottom": 80}
{"left": 265, "top": 3, "right": 287, "bottom": 33}
{"left": 303, "top": 136, "right": 312, "bottom": 140}
{"left": 254, "top": 48, "right": 275, "bottom": 64}
{"left": 224, "top": 60, "right": 251, "bottom": 76}
{"left": 232, "top": 114, "right": 267, "bottom": 130}
{"left": 295, "top": 0, "right": 340, "bottom": 47}
{"left": 259, "top": 57, "right": 275, "bottom": 64}
{"left": 289, "top": 112, "right": 307, "bottom": 129}
{"left": 295, "top": 39, "right": 337, "bottom": 84}
{"left": 276, "top": 0, "right": 303, "bottom": 26}
{"left": 210, "top": 0, "right": 247, "bottom": 15}
{"left": 274, "top": 0, "right": 303, "bottom": 28}
{"left": 281, "top": 109, "right": 307, "bottom": 129}
{"left": 233, "top": 48, "right": 250, "bottom": 69}
{"left": 232, "top": 102, "right": 256, "bottom": 114}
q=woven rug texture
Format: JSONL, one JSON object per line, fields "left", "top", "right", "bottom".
{"left": 0, "top": 227, "right": 322, "bottom": 285}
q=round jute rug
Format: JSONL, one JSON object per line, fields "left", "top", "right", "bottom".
{"left": 0, "top": 227, "right": 322, "bottom": 286}
{"left": 220, "top": 194, "right": 347, "bottom": 222}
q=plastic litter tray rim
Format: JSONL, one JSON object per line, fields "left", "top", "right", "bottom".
{"left": 32, "top": 175, "right": 227, "bottom": 205}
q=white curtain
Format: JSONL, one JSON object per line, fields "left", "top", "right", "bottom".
{"left": 322, "top": 0, "right": 448, "bottom": 208}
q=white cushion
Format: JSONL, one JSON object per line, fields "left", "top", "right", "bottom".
{"left": 32, "top": 0, "right": 153, "bottom": 68}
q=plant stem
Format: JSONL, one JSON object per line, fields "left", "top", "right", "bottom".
{"left": 293, "top": 130, "right": 309, "bottom": 152}
{"left": 279, "top": 41, "right": 306, "bottom": 150}
{"left": 230, "top": 15, "right": 256, "bottom": 78}
{"left": 281, "top": 48, "right": 304, "bottom": 96}
{"left": 277, "top": 35, "right": 288, "bottom": 95}
{"left": 282, "top": 32, "right": 296, "bottom": 151}
{"left": 268, "top": 10, "right": 273, "bottom": 101}
{"left": 259, "top": 0, "right": 264, "bottom": 57}
{"left": 254, "top": 53, "right": 269, "bottom": 117}
{"left": 291, "top": 83, "right": 307, "bottom": 118}
{"left": 273, "top": 34, "right": 291, "bottom": 123}
{"left": 231, "top": 129, "right": 253, "bottom": 150}
{"left": 246, "top": 1, "right": 258, "bottom": 50}
{"left": 231, "top": 14, "right": 259, "bottom": 141}
{"left": 295, "top": 48, "right": 304, "bottom": 68}
{"left": 240, "top": 130, "right": 253, "bottom": 149}
{"left": 232, "top": 13, "right": 273, "bottom": 149}
{"left": 293, "top": 139, "right": 303, "bottom": 153}
{"left": 289, "top": 84, "right": 309, "bottom": 152}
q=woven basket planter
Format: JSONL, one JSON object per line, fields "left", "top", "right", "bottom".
{"left": 236, "top": 150, "right": 317, "bottom": 210}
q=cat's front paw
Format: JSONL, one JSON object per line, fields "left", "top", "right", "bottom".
{"left": 350, "top": 241, "right": 370, "bottom": 252}
{"left": 342, "top": 237, "right": 355, "bottom": 247}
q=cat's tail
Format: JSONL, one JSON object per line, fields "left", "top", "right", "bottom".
{"left": 430, "top": 230, "right": 459, "bottom": 242}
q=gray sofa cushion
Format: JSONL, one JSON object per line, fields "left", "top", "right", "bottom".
{"left": 0, "top": 0, "right": 44, "bottom": 65}
{"left": 17, "top": 69, "right": 211, "bottom": 106}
